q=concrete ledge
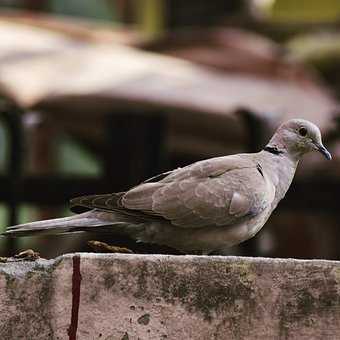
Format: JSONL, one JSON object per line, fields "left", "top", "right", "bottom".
{"left": 1, "top": 254, "right": 340, "bottom": 339}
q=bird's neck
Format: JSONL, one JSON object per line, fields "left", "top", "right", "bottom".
{"left": 259, "top": 146, "right": 299, "bottom": 205}
{"left": 264, "top": 142, "right": 301, "bottom": 162}
{"left": 266, "top": 131, "right": 303, "bottom": 162}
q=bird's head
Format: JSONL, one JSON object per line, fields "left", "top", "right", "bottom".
{"left": 269, "top": 118, "right": 332, "bottom": 160}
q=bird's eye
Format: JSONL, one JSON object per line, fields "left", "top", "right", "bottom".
{"left": 298, "top": 127, "right": 307, "bottom": 136}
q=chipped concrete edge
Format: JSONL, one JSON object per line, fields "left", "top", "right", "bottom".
{"left": 1, "top": 253, "right": 340, "bottom": 340}
{"left": 1, "top": 252, "right": 338, "bottom": 278}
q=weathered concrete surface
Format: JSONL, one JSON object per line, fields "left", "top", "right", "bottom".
{"left": 0, "top": 254, "right": 340, "bottom": 340}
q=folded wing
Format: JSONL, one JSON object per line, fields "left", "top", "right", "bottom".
{"left": 71, "top": 155, "right": 272, "bottom": 228}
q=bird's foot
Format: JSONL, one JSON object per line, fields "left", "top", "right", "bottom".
{"left": 88, "top": 240, "right": 134, "bottom": 254}
{"left": 14, "top": 249, "right": 40, "bottom": 261}
{"left": 0, "top": 249, "right": 41, "bottom": 263}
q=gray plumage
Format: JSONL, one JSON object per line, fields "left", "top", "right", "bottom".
{"left": 3, "top": 119, "right": 331, "bottom": 254}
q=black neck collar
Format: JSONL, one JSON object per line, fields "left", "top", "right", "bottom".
{"left": 264, "top": 146, "right": 284, "bottom": 155}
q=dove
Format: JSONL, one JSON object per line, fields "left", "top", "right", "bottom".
{"left": 3, "top": 119, "right": 331, "bottom": 254}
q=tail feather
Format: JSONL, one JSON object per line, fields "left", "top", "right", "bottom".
{"left": 2, "top": 211, "right": 117, "bottom": 237}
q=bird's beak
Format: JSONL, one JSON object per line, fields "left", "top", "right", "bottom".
{"left": 315, "top": 143, "right": 332, "bottom": 160}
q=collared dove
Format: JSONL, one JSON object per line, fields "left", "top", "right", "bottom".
{"left": 3, "top": 119, "right": 331, "bottom": 254}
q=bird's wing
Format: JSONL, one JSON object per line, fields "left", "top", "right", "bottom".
{"left": 70, "top": 155, "right": 246, "bottom": 213}
{"left": 69, "top": 166, "right": 186, "bottom": 214}
{"left": 70, "top": 193, "right": 125, "bottom": 214}
{"left": 70, "top": 155, "right": 273, "bottom": 228}
{"left": 123, "top": 157, "right": 272, "bottom": 228}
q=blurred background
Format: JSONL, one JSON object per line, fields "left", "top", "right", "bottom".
{"left": 0, "top": 0, "right": 339, "bottom": 259}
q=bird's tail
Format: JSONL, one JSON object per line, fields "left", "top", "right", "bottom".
{"left": 2, "top": 211, "right": 122, "bottom": 237}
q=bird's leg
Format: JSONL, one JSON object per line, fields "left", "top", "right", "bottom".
{"left": 88, "top": 240, "right": 134, "bottom": 254}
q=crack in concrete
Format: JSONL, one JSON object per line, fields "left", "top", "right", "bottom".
{"left": 68, "top": 255, "right": 82, "bottom": 340}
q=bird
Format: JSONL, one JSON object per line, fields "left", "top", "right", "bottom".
{"left": 2, "top": 119, "right": 332, "bottom": 255}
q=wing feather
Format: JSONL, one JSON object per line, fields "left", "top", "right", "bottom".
{"left": 70, "top": 155, "right": 272, "bottom": 228}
